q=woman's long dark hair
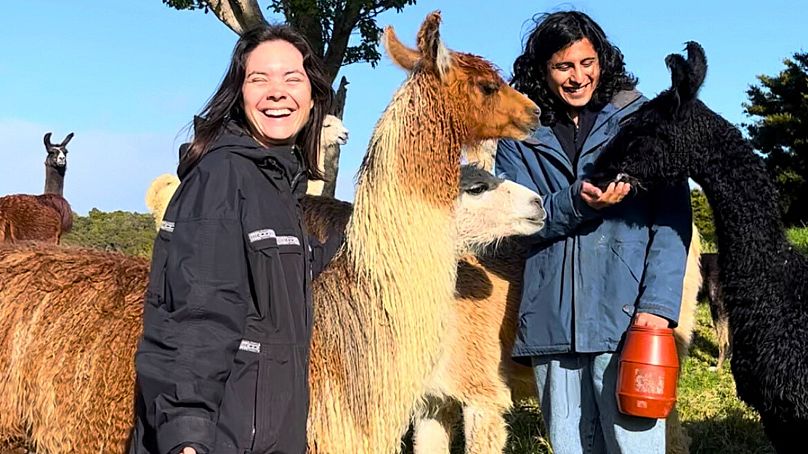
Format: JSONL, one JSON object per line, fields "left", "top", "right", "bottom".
{"left": 178, "top": 24, "right": 333, "bottom": 179}
{"left": 511, "top": 11, "right": 637, "bottom": 125}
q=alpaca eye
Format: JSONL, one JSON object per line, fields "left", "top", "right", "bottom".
{"left": 466, "top": 183, "right": 488, "bottom": 195}
{"left": 479, "top": 82, "right": 499, "bottom": 96}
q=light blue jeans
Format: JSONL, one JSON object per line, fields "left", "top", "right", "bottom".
{"left": 531, "top": 352, "right": 665, "bottom": 454}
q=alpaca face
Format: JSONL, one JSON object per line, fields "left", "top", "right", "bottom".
{"left": 320, "top": 115, "right": 349, "bottom": 146}
{"left": 455, "top": 165, "right": 545, "bottom": 252}
{"left": 383, "top": 12, "right": 540, "bottom": 143}
{"left": 590, "top": 42, "right": 709, "bottom": 190}
{"left": 590, "top": 93, "right": 694, "bottom": 189}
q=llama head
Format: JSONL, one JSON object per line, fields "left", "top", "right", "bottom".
{"left": 590, "top": 42, "right": 710, "bottom": 188}
{"left": 455, "top": 164, "right": 545, "bottom": 253}
{"left": 320, "top": 115, "right": 349, "bottom": 147}
{"left": 43, "top": 132, "right": 73, "bottom": 170}
{"left": 383, "top": 11, "right": 540, "bottom": 143}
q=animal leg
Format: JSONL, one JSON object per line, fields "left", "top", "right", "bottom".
{"left": 665, "top": 406, "right": 691, "bottom": 454}
{"left": 412, "top": 401, "right": 460, "bottom": 454}
{"left": 462, "top": 404, "right": 508, "bottom": 454}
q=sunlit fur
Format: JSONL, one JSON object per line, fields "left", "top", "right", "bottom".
{"left": 144, "top": 173, "right": 179, "bottom": 229}
{"left": 307, "top": 11, "right": 538, "bottom": 453}
{"left": 593, "top": 41, "right": 808, "bottom": 453}
{"left": 0, "top": 245, "right": 146, "bottom": 453}
{"left": 0, "top": 194, "right": 72, "bottom": 245}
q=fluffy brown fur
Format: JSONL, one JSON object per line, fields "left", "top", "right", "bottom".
{"left": 0, "top": 244, "right": 147, "bottom": 453}
{"left": 0, "top": 194, "right": 72, "bottom": 244}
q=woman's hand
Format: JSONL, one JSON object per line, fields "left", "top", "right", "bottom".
{"left": 581, "top": 181, "right": 631, "bottom": 209}
{"left": 181, "top": 448, "right": 197, "bottom": 454}
{"left": 633, "top": 312, "right": 670, "bottom": 329}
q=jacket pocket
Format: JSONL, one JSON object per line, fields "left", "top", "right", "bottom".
{"left": 217, "top": 347, "right": 259, "bottom": 452}
{"left": 252, "top": 346, "right": 294, "bottom": 453}
{"left": 247, "top": 234, "right": 306, "bottom": 341}
{"left": 146, "top": 233, "right": 171, "bottom": 309}
{"left": 609, "top": 239, "right": 646, "bottom": 284}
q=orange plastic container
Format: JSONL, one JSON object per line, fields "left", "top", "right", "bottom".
{"left": 616, "top": 325, "right": 679, "bottom": 418}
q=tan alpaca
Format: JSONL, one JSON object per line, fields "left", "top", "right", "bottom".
{"left": 410, "top": 146, "right": 703, "bottom": 454}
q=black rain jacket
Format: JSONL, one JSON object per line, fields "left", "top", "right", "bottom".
{"left": 129, "top": 123, "right": 341, "bottom": 454}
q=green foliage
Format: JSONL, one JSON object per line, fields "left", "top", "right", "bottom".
{"left": 62, "top": 209, "right": 156, "bottom": 258}
{"left": 164, "top": 0, "right": 417, "bottom": 80}
{"left": 786, "top": 226, "right": 808, "bottom": 253}
{"left": 744, "top": 52, "right": 808, "bottom": 225}
{"left": 691, "top": 188, "right": 716, "bottom": 248}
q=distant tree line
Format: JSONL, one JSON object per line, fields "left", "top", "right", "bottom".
{"left": 62, "top": 209, "right": 156, "bottom": 258}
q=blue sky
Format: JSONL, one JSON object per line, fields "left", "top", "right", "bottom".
{"left": 1, "top": 1, "right": 805, "bottom": 214}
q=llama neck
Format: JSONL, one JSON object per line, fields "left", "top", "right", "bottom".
{"left": 335, "top": 78, "right": 461, "bottom": 449}
{"left": 44, "top": 165, "right": 65, "bottom": 195}
{"left": 695, "top": 131, "right": 788, "bottom": 272}
{"left": 349, "top": 79, "right": 461, "bottom": 278}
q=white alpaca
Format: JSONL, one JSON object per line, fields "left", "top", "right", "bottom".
{"left": 307, "top": 114, "right": 349, "bottom": 197}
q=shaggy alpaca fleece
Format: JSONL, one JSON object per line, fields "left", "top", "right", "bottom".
{"left": 593, "top": 41, "right": 808, "bottom": 452}
{"left": 0, "top": 194, "right": 72, "bottom": 244}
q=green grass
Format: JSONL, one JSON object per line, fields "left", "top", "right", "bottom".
{"left": 405, "top": 301, "right": 773, "bottom": 453}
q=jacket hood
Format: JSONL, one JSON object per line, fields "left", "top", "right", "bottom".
{"left": 181, "top": 119, "right": 308, "bottom": 196}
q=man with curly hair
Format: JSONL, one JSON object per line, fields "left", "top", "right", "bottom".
{"left": 495, "top": 11, "right": 692, "bottom": 453}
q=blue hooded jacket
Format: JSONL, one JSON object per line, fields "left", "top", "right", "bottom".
{"left": 495, "top": 90, "right": 692, "bottom": 361}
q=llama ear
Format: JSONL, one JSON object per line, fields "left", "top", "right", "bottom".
{"left": 665, "top": 53, "right": 688, "bottom": 111}
{"left": 383, "top": 25, "right": 420, "bottom": 71}
{"left": 416, "top": 11, "right": 452, "bottom": 79}
{"left": 44, "top": 132, "right": 53, "bottom": 148}
{"left": 684, "top": 41, "right": 707, "bottom": 97}
{"left": 61, "top": 133, "right": 74, "bottom": 147}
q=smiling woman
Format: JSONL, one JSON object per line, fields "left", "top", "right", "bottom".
{"left": 129, "top": 24, "right": 341, "bottom": 454}
{"left": 242, "top": 40, "right": 315, "bottom": 147}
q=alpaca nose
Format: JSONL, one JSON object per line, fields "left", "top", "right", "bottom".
{"left": 533, "top": 197, "right": 546, "bottom": 221}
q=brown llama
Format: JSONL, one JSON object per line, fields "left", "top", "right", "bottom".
{"left": 0, "top": 194, "right": 73, "bottom": 244}
{"left": 0, "top": 12, "right": 539, "bottom": 454}
{"left": 0, "top": 132, "right": 74, "bottom": 244}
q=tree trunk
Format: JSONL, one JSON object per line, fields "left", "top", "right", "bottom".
{"left": 206, "top": 0, "right": 267, "bottom": 35}
{"left": 321, "top": 76, "right": 349, "bottom": 198}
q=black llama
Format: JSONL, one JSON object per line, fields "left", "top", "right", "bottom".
{"left": 592, "top": 42, "right": 808, "bottom": 453}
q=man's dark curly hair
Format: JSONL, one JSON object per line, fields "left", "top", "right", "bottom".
{"left": 511, "top": 11, "right": 638, "bottom": 125}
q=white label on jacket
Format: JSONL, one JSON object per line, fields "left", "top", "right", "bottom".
{"left": 239, "top": 340, "right": 261, "bottom": 353}
{"left": 160, "top": 220, "right": 175, "bottom": 233}
{"left": 276, "top": 236, "right": 300, "bottom": 246}
{"left": 248, "top": 229, "right": 276, "bottom": 243}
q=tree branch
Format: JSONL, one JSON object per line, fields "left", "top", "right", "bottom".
{"left": 206, "top": 0, "right": 267, "bottom": 35}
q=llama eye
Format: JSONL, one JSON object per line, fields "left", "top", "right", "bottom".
{"left": 479, "top": 82, "right": 499, "bottom": 96}
{"left": 466, "top": 183, "right": 488, "bottom": 195}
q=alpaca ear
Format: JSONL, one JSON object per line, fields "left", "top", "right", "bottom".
{"left": 684, "top": 41, "right": 707, "bottom": 97}
{"left": 383, "top": 26, "right": 420, "bottom": 71}
{"left": 61, "top": 133, "right": 74, "bottom": 147}
{"left": 665, "top": 53, "right": 688, "bottom": 112}
{"left": 416, "top": 11, "right": 452, "bottom": 79}
{"left": 44, "top": 132, "right": 53, "bottom": 148}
